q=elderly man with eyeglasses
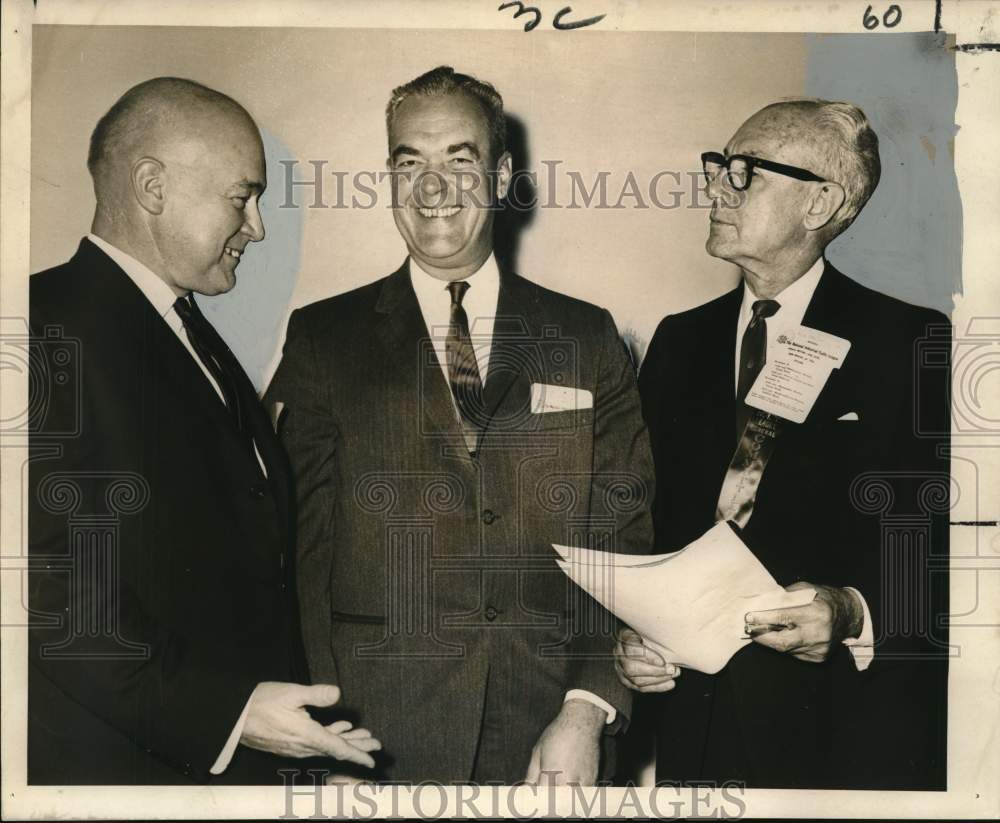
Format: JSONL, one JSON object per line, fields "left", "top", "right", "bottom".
{"left": 615, "top": 100, "right": 951, "bottom": 789}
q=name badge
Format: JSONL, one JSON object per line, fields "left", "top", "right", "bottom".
{"left": 745, "top": 325, "right": 851, "bottom": 424}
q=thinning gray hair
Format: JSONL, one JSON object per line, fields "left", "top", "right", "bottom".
{"left": 763, "top": 98, "right": 881, "bottom": 236}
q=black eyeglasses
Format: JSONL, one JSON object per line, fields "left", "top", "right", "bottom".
{"left": 701, "top": 151, "right": 827, "bottom": 192}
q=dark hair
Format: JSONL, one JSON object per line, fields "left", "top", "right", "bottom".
{"left": 386, "top": 66, "right": 506, "bottom": 164}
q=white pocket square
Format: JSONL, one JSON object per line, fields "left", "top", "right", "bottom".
{"left": 530, "top": 383, "right": 593, "bottom": 413}
{"left": 837, "top": 411, "right": 859, "bottom": 421}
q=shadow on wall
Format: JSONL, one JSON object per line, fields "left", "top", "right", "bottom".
{"left": 495, "top": 112, "right": 537, "bottom": 276}
{"left": 200, "top": 127, "right": 302, "bottom": 392}
{"left": 495, "top": 112, "right": 644, "bottom": 371}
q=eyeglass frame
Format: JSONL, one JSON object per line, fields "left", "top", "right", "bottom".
{"left": 701, "top": 150, "right": 828, "bottom": 192}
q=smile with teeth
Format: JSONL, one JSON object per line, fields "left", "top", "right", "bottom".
{"left": 417, "top": 206, "right": 461, "bottom": 218}
{"left": 224, "top": 247, "right": 242, "bottom": 259}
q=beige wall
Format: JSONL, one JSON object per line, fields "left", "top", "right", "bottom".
{"left": 31, "top": 26, "right": 810, "bottom": 379}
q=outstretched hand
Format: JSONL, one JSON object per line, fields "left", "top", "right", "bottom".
{"left": 240, "top": 682, "right": 381, "bottom": 767}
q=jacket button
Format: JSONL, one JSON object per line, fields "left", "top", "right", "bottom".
{"left": 485, "top": 606, "right": 499, "bottom": 621}
{"left": 482, "top": 509, "right": 497, "bottom": 525}
{"left": 250, "top": 484, "right": 267, "bottom": 498}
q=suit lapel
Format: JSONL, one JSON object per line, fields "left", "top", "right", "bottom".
{"left": 704, "top": 287, "right": 743, "bottom": 459}
{"left": 374, "top": 260, "right": 465, "bottom": 440}
{"left": 80, "top": 242, "right": 244, "bottom": 438}
{"left": 373, "top": 263, "right": 572, "bottom": 452}
{"left": 481, "top": 271, "right": 539, "bottom": 425}
{"left": 709, "top": 287, "right": 742, "bottom": 418}
{"left": 148, "top": 300, "right": 268, "bottom": 480}
{"left": 799, "top": 262, "right": 860, "bottom": 422}
{"left": 78, "top": 240, "right": 280, "bottom": 482}
{"left": 801, "top": 262, "right": 856, "bottom": 344}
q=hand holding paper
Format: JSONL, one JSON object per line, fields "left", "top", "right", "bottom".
{"left": 747, "top": 581, "right": 865, "bottom": 663}
{"left": 555, "top": 521, "right": 816, "bottom": 674}
{"left": 614, "top": 628, "right": 682, "bottom": 693}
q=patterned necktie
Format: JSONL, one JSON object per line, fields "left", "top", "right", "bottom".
{"left": 718, "top": 299, "right": 783, "bottom": 524}
{"left": 446, "top": 281, "right": 484, "bottom": 453}
{"left": 173, "top": 295, "right": 246, "bottom": 433}
{"left": 736, "top": 298, "right": 780, "bottom": 440}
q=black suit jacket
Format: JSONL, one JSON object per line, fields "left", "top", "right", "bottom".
{"left": 28, "top": 239, "right": 303, "bottom": 784}
{"left": 267, "top": 260, "right": 655, "bottom": 783}
{"left": 638, "top": 262, "right": 950, "bottom": 789}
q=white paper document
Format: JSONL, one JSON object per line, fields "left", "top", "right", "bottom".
{"left": 745, "top": 324, "right": 851, "bottom": 424}
{"left": 553, "top": 521, "right": 815, "bottom": 674}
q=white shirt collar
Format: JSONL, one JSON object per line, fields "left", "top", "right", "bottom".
{"left": 87, "top": 233, "right": 183, "bottom": 318}
{"left": 409, "top": 253, "right": 501, "bottom": 331}
{"left": 734, "top": 257, "right": 826, "bottom": 395}
{"left": 738, "top": 256, "right": 826, "bottom": 332}
{"left": 409, "top": 253, "right": 501, "bottom": 383}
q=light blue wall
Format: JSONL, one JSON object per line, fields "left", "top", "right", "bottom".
{"left": 199, "top": 128, "right": 302, "bottom": 391}
{"left": 808, "top": 33, "right": 960, "bottom": 315}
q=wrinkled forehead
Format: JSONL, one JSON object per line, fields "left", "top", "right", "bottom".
{"left": 388, "top": 92, "right": 491, "bottom": 149}
{"left": 725, "top": 109, "right": 821, "bottom": 170}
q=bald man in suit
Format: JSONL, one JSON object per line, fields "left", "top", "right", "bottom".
{"left": 29, "top": 76, "right": 379, "bottom": 784}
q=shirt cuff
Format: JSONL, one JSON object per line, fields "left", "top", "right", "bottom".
{"left": 564, "top": 689, "right": 617, "bottom": 725}
{"left": 209, "top": 688, "right": 256, "bottom": 775}
{"left": 841, "top": 586, "right": 874, "bottom": 672}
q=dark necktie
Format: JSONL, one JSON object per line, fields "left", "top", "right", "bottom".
{"left": 718, "top": 298, "right": 783, "bottom": 524}
{"left": 446, "top": 281, "right": 484, "bottom": 453}
{"left": 174, "top": 295, "right": 282, "bottom": 488}
{"left": 736, "top": 298, "right": 780, "bottom": 440}
{"left": 173, "top": 294, "right": 247, "bottom": 434}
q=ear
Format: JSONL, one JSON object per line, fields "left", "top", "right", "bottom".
{"left": 803, "top": 181, "right": 846, "bottom": 231}
{"left": 132, "top": 157, "right": 166, "bottom": 215}
{"left": 494, "top": 151, "right": 513, "bottom": 201}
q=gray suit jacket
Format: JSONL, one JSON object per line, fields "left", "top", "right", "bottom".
{"left": 267, "top": 260, "right": 654, "bottom": 782}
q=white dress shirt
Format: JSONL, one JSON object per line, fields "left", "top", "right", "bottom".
{"left": 735, "top": 257, "right": 874, "bottom": 670}
{"left": 410, "top": 256, "right": 618, "bottom": 723}
{"left": 410, "top": 253, "right": 500, "bottom": 386}
{"left": 87, "top": 234, "right": 254, "bottom": 773}
{"left": 88, "top": 234, "right": 227, "bottom": 404}
{"left": 734, "top": 256, "right": 825, "bottom": 391}
{"left": 88, "top": 234, "right": 267, "bottom": 474}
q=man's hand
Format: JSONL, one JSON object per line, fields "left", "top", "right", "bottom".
{"left": 746, "top": 582, "right": 864, "bottom": 663}
{"left": 523, "top": 699, "right": 605, "bottom": 785}
{"left": 613, "top": 627, "right": 682, "bottom": 693}
{"left": 240, "top": 682, "right": 381, "bottom": 767}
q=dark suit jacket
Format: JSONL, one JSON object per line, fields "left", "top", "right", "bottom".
{"left": 638, "top": 262, "right": 950, "bottom": 790}
{"left": 28, "top": 238, "right": 303, "bottom": 784}
{"left": 266, "top": 260, "right": 654, "bottom": 783}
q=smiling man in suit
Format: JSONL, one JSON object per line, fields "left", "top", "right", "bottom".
{"left": 28, "top": 76, "right": 379, "bottom": 784}
{"left": 267, "top": 66, "right": 654, "bottom": 784}
{"left": 617, "top": 100, "right": 950, "bottom": 789}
